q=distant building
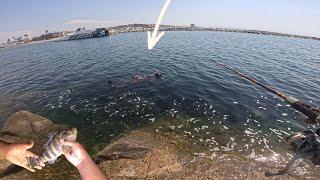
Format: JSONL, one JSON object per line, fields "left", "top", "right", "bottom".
{"left": 190, "top": 24, "right": 195, "bottom": 28}
{"left": 16, "top": 36, "right": 22, "bottom": 42}
{"left": 23, "top": 34, "right": 29, "bottom": 40}
{"left": 32, "top": 31, "right": 64, "bottom": 41}
{"left": 63, "top": 28, "right": 109, "bottom": 41}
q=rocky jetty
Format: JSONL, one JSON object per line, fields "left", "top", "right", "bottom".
{"left": 108, "top": 24, "right": 320, "bottom": 41}
{"left": 93, "top": 128, "right": 292, "bottom": 180}
{"left": 94, "top": 130, "right": 183, "bottom": 179}
{"left": 0, "top": 111, "right": 314, "bottom": 179}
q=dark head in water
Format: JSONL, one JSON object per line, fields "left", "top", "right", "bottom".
{"left": 153, "top": 70, "right": 162, "bottom": 80}
{"left": 132, "top": 71, "right": 163, "bottom": 83}
{"left": 28, "top": 128, "right": 77, "bottom": 168}
{"left": 108, "top": 80, "right": 114, "bottom": 88}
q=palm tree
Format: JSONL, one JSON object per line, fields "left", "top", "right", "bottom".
{"left": 45, "top": 30, "right": 49, "bottom": 40}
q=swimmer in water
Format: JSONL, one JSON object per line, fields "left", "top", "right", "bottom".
{"left": 108, "top": 80, "right": 114, "bottom": 88}
{"left": 132, "top": 70, "right": 163, "bottom": 83}
{"left": 109, "top": 71, "right": 163, "bottom": 87}
{"left": 132, "top": 75, "right": 144, "bottom": 83}
{"left": 153, "top": 70, "right": 162, "bottom": 80}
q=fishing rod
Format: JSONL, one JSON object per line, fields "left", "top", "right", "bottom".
{"left": 213, "top": 60, "right": 320, "bottom": 125}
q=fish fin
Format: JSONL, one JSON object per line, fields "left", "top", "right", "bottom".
{"left": 48, "top": 158, "right": 57, "bottom": 164}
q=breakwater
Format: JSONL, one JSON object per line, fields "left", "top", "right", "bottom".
{"left": 108, "top": 24, "right": 320, "bottom": 41}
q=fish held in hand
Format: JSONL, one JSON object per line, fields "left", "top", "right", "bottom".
{"left": 27, "top": 128, "right": 77, "bottom": 167}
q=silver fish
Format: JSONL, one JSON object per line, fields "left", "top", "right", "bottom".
{"left": 28, "top": 128, "right": 77, "bottom": 167}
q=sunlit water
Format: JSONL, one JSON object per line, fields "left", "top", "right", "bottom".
{"left": 0, "top": 31, "right": 319, "bottom": 174}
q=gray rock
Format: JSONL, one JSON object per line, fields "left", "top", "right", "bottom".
{"left": 0, "top": 160, "right": 12, "bottom": 173}
{"left": 94, "top": 143, "right": 150, "bottom": 163}
{"left": 96, "top": 130, "right": 183, "bottom": 179}
{"left": 1, "top": 111, "right": 53, "bottom": 136}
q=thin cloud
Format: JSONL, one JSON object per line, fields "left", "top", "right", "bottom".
{"left": 64, "top": 19, "right": 113, "bottom": 26}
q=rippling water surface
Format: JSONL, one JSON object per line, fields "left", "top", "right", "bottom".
{"left": 0, "top": 31, "right": 319, "bottom": 175}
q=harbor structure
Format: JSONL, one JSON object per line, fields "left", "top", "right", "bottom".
{"left": 64, "top": 28, "right": 109, "bottom": 41}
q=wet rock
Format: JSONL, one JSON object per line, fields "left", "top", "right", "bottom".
{"left": 94, "top": 143, "right": 151, "bottom": 163}
{"left": 96, "top": 130, "right": 183, "bottom": 179}
{"left": 1, "top": 111, "right": 53, "bottom": 136}
{"left": 94, "top": 131, "right": 153, "bottom": 163}
{"left": 0, "top": 161, "right": 12, "bottom": 173}
{"left": 0, "top": 111, "right": 311, "bottom": 179}
{"left": 94, "top": 123, "right": 305, "bottom": 179}
{"left": 146, "top": 147, "right": 183, "bottom": 177}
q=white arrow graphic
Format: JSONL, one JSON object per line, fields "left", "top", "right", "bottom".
{"left": 147, "top": 0, "right": 172, "bottom": 50}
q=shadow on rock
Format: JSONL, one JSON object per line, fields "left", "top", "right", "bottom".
{"left": 94, "top": 130, "right": 183, "bottom": 179}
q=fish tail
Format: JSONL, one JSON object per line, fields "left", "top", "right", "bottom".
{"left": 28, "top": 156, "right": 46, "bottom": 167}
{"left": 27, "top": 157, "right": 40, "bottom": 167}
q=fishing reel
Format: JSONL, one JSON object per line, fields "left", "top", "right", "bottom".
{"left": 289, "top": 101, "right": 320, "bottom": 125}
{"left": 305, "top": 117, "right": 320, "bottom": 125}
{"left": 286, "top": 129, "right": 320, "bottom": 165}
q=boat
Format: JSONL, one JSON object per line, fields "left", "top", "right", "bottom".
{"left": 64, "top": 28, "right": 108, "bottom": 41}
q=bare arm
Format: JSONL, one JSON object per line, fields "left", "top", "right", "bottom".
{"left": 61, "top": 140, "right": 107, "bottom": 180}
{"left": 77, "top": 155, "right": 107, "bottom": 180}
{"left": 0, "top": 141, "right": 10, "bottom": 159}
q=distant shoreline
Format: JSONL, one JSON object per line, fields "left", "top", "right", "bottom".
{"left": 108, "top": 24, "right": 320, "bottom": 41}
{"left": 1, "top": 24, "right": 319, "bottom": 49}
{"left": 0, "top": 37, "right": 61, "bottom": 49}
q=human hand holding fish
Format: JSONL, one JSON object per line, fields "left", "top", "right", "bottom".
{"left": 0, "top": 141, "right": 44, "bottom": 172}
{"left": 60, "top": 139, "right": 107, "bottom": 180}
{"left": 27, "top": 128, "right": 77, "bottom": 169}
{"left": 60, "top": 139, "right": 88, "bottom": 167}
{"left": 20, "top": 128, "right": 106, "bottom": 179}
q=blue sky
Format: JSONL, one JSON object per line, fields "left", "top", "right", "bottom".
{"left": 0, "top": 0, "right": 319, "bottom": 43}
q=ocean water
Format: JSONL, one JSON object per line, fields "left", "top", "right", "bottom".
{"left": 0, "top": 31, "right": 319, "bottom": 171}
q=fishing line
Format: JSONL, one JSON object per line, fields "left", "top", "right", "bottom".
{"left": 209, "top": 59, "right": 320, "bottom": 127}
